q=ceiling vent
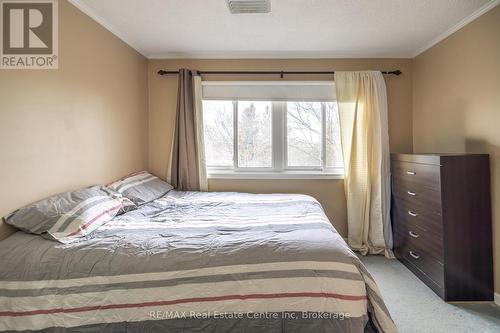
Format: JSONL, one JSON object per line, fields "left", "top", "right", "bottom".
{"left": 227, "top": 0, "right": 271, "bottom": 14}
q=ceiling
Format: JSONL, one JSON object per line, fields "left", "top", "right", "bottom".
{"left": 69, "top": 0, "right": 498, "bottom": 58}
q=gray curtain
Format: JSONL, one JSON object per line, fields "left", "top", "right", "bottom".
{"left": 170, "top": 69, "right": 202, "bottom": 191}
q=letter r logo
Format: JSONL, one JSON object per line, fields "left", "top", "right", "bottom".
{"left": 2, "top": 1, "right": 53, "bottom": 54}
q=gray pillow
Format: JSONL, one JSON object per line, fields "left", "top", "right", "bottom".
{"left": 4, "top": 186, "right": 128, "bottom": 243}
{"left": 107, "top": 171, "right": 173, "bottom": 206}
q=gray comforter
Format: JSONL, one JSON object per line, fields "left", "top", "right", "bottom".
{"left": 0, "top": 191, "right": 396, "bottom": 332}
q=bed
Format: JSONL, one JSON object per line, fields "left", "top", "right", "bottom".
{"left": 0, "top": 190, "right": 396, "bottom": 332}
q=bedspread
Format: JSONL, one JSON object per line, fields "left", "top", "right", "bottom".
{"left": 0, "top": 191, "right": 396, "bottom": 332}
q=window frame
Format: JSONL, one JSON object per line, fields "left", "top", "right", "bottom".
{"left": 203, "top": 100, "right": 344, "bottom": 180}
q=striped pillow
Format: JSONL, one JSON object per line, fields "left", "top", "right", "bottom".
{"left": 4, "top": 186, "right": 126, "bottom": 243}
{"left": 108, "top": 171, "right": 173, "bottom": 206}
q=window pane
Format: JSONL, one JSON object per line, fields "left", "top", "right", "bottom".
{"left": 237, "top": 101, "right": 272, "bottom": 168}
{"left": 202, "top": 100, "right": 234, "bottom": 167}
{"left": 286, "top": 102, "right": 322, "bottom": 167}
{"left": 325, "top": 102, "right": 344, "bottom": 168}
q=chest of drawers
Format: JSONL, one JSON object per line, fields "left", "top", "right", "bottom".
{"left": 391, "top": 154, "right": 493, "bottom": 301}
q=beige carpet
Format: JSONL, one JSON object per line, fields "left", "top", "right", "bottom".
{"left": 360, "top": 255, "right": 500, "bottom": 333}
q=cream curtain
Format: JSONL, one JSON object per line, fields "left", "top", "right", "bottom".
{"left": 170, "top": 69, "right": 208, "bottom": 191}
{"left": 334, "top": 71, "right": 393, "bottom": 257}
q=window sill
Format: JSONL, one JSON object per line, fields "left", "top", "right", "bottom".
{"left": 207, "top": 170, "right": 344, "bottom": 180}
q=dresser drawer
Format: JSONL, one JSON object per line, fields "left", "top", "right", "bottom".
{"left": 392, "top": 197, "right": 443, "bottom": 237}
{"left": 392, "top": 161, "right": 441, "bottom": 191}
{"left": 398, "top": 257, "right": 445, "bottom": 299}
{"left": 394, "top": 222, "right": 443, "bottom": 263}
{"left": 396, "top": 237, "right": 444, "bottom": 288}
{"left": 392, "top": 176, "right": 442, "bottom": 215}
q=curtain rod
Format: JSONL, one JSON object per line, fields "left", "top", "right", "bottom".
{"left": 157, "top": 69, "right": 402, "bottom": 78}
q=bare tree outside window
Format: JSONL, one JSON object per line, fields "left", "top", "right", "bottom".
{"left": 238, "top": 101, "right": 272, "bottom": 168}
{"left": 325, "top": 102, "right": 344, "bottom": 168}
{"left": 287, "top": 102, "right": 322, "bottom": 167}
{"left": 202, "top": 100, "right": 233, "bottom": 166}
{"left": 202, "top": 99, "right": 343, "bottom": 174}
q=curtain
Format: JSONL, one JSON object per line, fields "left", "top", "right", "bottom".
{"left": 170, "top": 69, "right": 208, "bottom": 191}
{"left": 193, "top": 75, "right": 208, "bottom": 191}
{"left": 334, "top": 71, "right": 393, "bottom": 257}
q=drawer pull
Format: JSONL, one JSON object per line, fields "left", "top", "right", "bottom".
{"left": 409, "top": 251, "right": 420, "bottom": 259}
{"left": 407, "top": 191, "right": 417, "bottom": 196}
{"left": 409, "top": 231, "right": 420, "bottom": 238}
{"left": 406, "top": 170, "right": 416, "bottom": 175}
{"left": 408, "top": 210, "right": 418, "bottom": 217}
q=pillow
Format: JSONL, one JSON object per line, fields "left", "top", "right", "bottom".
{"left": 107, "top": 171, "right": 173, "bottom": 206}
{"left": 3, "top": 186, "right": 127, "bottom": 243}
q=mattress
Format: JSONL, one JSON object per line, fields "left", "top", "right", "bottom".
{"left": 0, "top": 191, "right": 396, "bottom": 332}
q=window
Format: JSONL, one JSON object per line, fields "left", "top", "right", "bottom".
{"left": 203, "top": 100, "right": 233, "bottom": 167}
{"left": 238, "top": 101, "right": 272, "bottom": 168}
{"left": 201, "top": 82, "right": 343, "bottom": 179}
{"left": 286, "top": 102, "right": 323, "bottom": 168}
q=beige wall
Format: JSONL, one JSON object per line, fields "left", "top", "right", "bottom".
{"left": 413, "top": 5, "right": 500, "bottom": 293}
{"left": 0, "top": 0, "right": 148, "bottom": 238}
{"left": 148, "top": 58, "right": 413, "bottom": 235}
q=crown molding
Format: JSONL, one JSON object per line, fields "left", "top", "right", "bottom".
{"left": 67, "top": 0, "right": 147, "bottom": 57}
{"left": 413, "top": 0, "right": 500, "bottom": 57}
{"left": 148, "top": 51, "right": 412, "bottom": 60}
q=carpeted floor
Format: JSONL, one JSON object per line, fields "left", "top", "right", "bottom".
{"left": 360, "top": 255, "right": 500, "bottom": 333}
